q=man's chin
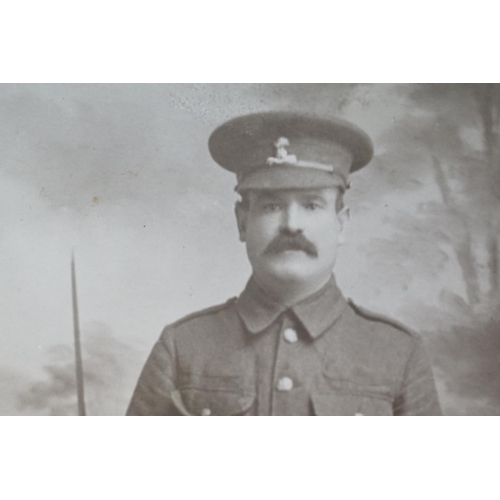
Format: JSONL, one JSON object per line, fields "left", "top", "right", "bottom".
{"left": 262, "top": 259, "right": 316, "bottom": 283}
{"left": 267, "top": 250, "right": 315, "bottom": 261}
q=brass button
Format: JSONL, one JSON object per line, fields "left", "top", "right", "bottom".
{"left": 283, "top": 328, "right": 298, "bottom": 343}
{"left": 277, "top": 377, "right": 293, "bottom": 391}
{"left": 201, "top": 408, "right": 211, "bottom": 416}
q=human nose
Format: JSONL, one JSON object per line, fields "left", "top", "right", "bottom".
{"left": 280, "top": 203, "right": 303, "bottom": 233}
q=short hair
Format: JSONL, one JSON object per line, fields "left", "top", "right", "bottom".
{"left": 237, "top": 189, "right": 345, "bottom": 213}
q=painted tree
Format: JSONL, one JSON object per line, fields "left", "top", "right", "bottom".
{"left": 363, "top": 84, "right": 500, "bottom": 414}
{"left": 415, "top": 84, "right": 499, "bottom": 308}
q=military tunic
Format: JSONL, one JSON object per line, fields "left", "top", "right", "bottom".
{"left": 127, "top": 276, "right": 441, "bottom": 416}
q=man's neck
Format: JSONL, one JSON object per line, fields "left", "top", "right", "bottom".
{"left": 253, "top": 272, "right": 333, "bottom": 307}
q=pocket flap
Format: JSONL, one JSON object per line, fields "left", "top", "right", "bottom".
{"left": 312, "top": 390, "right": 393, "bottom": 416}
{"left": 172, "top": 389, "right": 255, "bottom": 416}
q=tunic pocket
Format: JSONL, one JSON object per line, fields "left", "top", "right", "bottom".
{"left": 171, "top": 388, "right": 255, "bottom": 416}
{"left": 311, "top": 385, "right": 394, "bottom": 416}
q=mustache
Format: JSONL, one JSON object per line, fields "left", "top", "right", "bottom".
{"left": 264, "top": 233, "right": 318, "bottom": 257}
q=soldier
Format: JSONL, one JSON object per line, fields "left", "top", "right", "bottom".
{"left": 127, "top": 112, "right": 442, "bottom": 416}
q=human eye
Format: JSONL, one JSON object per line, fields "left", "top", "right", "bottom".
{"left": 304, "top": 201, "right": 323, "bottom": 210}
{"left": 262, "top": 202, "right": 282, "bottom": 213}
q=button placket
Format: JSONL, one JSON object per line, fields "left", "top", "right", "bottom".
{"left": 270, "top": 316, "right": 301, "bottom": 415}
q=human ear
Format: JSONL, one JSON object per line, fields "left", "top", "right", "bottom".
{"left": 235, "top": 202, "right": 248, "bottom": 242}
{"left": 337, "top": 206, "right": 350, "bottom": 245}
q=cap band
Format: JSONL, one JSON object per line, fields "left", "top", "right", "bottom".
{"left": 235, "top": 165, "right": 348, "bottom": 193}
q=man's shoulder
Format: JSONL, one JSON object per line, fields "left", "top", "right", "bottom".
{"left": 345, "top": 298, "right": 419, "bottom": 341}
{"left": 162, "top": 297, "right": 239, "bottom": 335}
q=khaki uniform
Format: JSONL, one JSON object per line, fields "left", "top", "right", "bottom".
{"left": 128, "top": 111, "right": 442, "bottom": 416}
{"left": 127, "top": 276, "right": 441, "bottom": 416}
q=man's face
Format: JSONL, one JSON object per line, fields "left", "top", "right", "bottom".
{"left": 235, "top": 188, "right": 349, "bottom": 286}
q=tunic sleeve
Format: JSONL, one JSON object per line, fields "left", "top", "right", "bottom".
{"left": 126, "top": 327, "right": 178, "bottom": 416}
{"left": 393, "top": 336, "right": 442, "bottom": 416}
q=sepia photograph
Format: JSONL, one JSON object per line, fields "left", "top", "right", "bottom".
{"left": 1, "top": 83, "right": 499, "bottom": 416}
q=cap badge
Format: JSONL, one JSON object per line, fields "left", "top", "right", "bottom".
{"left": 266, "top": 137, "right": 298, "bottom": 166}
{"left": 265, "top": 136, "right": 335, "bottom": 175}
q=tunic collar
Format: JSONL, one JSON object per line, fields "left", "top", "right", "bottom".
{"left": 236, "top": 274, "right": 347, "bottom": 339}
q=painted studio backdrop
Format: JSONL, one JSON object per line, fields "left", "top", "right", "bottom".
{"left": 1, "top": 83, "right": 499, "bottom": 416}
